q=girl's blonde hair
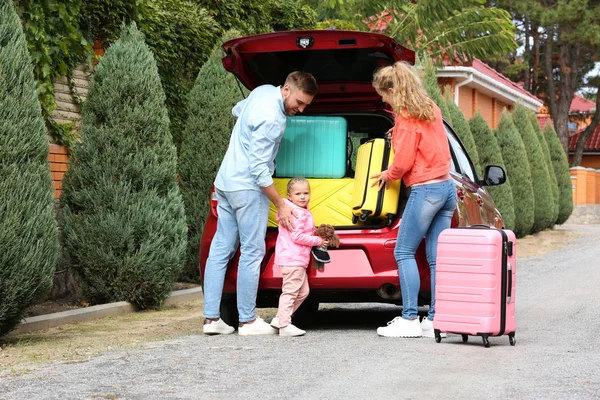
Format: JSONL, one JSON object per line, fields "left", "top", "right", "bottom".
{"left": 287, "top": 177, "right": 309, "bottom": 194}
{"left": 372, "top": 61, "right": 436, "bottom": 122}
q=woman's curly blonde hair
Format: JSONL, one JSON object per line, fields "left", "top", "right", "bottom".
{"left": 372, "top": 61, "right": 435, "bottom": 122}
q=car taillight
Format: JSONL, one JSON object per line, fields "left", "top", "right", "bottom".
{"left": 210, "top": 186, "right": 218, "bottom": 218}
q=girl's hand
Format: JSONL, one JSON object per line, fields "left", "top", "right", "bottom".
{"left": 370, "top": 169, "right": 391, "bottom": 191}
{"left": 320, "top": 238, "right": 330, "bottom": 248}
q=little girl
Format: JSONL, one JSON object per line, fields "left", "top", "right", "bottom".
{"left": 271, "top": 177, "right": 329, "bottom": 337}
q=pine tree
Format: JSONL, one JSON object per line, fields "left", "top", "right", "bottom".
{"left": 178, "top": 30, "right": 245, "bottom": 279}
{"left": 494, "top": 111, "right": 534, "bottom": 237}
{"left": 61, "top": 23, "right": 187, "bottom": 308}
{"left": 0, "top": 1, "right": 59, "bottom": 336}
{"left": 543, "top": 124, "right": 574, "bottom": 225}
{"left": 469, "top": 112, "right": 515, "bottom": 230}
{"left": 446, "top": 96, "right": 481, "bottom": 175}
{"left": 529, "top": 111, "right": 559, "bottom": 226}
{"left": 512, "top": 104, "right": 554, "bottom": 232}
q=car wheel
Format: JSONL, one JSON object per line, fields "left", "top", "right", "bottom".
{"left": 220, "top": 294, "right": 239, "bottom": 328}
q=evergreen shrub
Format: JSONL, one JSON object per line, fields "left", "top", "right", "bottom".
{"left": 446, "top": 98, "right": 481, "bottom": 175}
{"left": 494, "top": 111, "right": 534, "bottom": 237}
{"left": 512, "top": 104, "right": 554, "bottom": 232}
{"left": 543, "top": 124, "right": 574, "bottom": 224}
{"left": 469, "top": 112, "right": 515, "bottom": 230}
{"left": 61, "top": 23, "right": 187, "bottom": 308}
{"left": 0, "top": 1, "right": 59, "bottom": 336}
{"left": 529, "top": 112, "right": 559, "bottom": 226}
{"left": 178, "top": 31, "right": 245, "bottom": 280}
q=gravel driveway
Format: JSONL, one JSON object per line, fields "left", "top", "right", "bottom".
{"left": 1, "top": 224, "right": 599, "bottom": 400}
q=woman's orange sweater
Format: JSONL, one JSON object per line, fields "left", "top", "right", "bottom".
{"left": 386, "top": 105, "right": 452, "bottom": 187}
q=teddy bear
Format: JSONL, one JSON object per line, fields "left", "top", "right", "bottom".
{"left": 311, "top": 224, "right": 340, "bottom": 271}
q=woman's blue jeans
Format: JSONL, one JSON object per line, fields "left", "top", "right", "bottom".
{"left": 394, "top": 179, "right": 457, "bottom": 321}
{"left": 203, "top": 189, "right": 270, "bottom": 323}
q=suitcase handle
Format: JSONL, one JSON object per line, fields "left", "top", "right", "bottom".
{"left": 507, "top": 263, "right": 513, "bottom": 304}
{"left": 468, "top": 224, "right": 491, "bottom": 229}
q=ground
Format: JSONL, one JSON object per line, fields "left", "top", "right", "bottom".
{"left": 0, "top": 225, "right": 583, "bottom": 377}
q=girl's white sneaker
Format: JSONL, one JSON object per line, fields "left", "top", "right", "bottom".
{"left": 279, "top": 324, "right": 306, "bottom": 337}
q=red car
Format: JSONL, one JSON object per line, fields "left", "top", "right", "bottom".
{"left": 200, "top": 30, "right": 506, "bottom": 325}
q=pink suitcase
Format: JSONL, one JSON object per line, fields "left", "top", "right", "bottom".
{"left": 433, "top": 226, "right": 516, "bottom": 347}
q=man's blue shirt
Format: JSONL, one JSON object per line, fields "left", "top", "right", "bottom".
{"left": 214, "top": 84, "right": 287, "bottom": 192}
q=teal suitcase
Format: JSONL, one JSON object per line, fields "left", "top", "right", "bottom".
{"left": 275, "top": 116, "right": 347, "bottom": 179}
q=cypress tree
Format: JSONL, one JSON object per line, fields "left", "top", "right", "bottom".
{"left": 420, "top": 54, "right": 453, "bottom": 124}
{"left": 178, "top": 30, "right": 245, "bottom": 280}
{"left": 0, "top": 1, "right": 59, "bottom": 336}
{"left": 469, "top": 112, "right": 515, "bottom": 230}
{"left": 494, "top": 111, "right": 534, "bottom": 237}
{"left": 543, "top": 124, "right": 574, "bottom": 224}
{"left": 61, "top": 23, "right": 187, "bottom": 308}
{"left": 446, "top": 96, "right": 481, "bottom": 175}
{"left": 529, "top": 112, "right": 560, "bottom": 226}
{"left": 513, "top": 104, "right": 554, "bottom": 232}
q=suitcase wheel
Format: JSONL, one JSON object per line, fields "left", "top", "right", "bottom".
{"left": 359, "top": 212, "right": 369, "bottom": 222}
{"left": 434, "top": 329, "right": 442, "bottom": 343}
{"left": 482, "top": 335, "right": 490, "bottom": 348}
{"left": 461, "top": 334, "right": 468, "bottom": 343}
{"left": 508, "top": 332, "right": 516, "bottom": 346}
{"left": 352, "top": 215, "right": 358, "bottom": 224}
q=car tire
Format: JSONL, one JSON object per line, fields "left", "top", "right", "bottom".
{"left": 220, "top": 293, "right": 239, "bottom": 329}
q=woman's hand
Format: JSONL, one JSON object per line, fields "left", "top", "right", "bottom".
{"left": 370, "top": 169, "right": 391, "bottom": 191}
{"left": 385, "top": 127, "right": 393, "bottom": 140}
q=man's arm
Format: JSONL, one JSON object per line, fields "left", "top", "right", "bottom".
{"left": 260, "top": 185, "right": 295, "bottom": 231}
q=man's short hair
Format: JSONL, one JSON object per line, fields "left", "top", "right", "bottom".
{"left": 284, "top": 71, "right": 318, "bottom": 96}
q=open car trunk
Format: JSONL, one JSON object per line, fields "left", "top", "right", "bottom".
{"left": 267, "top": 112, "right": 410, "bottom": 229}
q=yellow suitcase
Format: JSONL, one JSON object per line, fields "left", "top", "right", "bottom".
{"left": 351, "top": 138, "right": 401, "bottom": 225}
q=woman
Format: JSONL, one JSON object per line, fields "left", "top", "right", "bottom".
{"left": 371, "top": 62, "right": 457, "bottom": 338}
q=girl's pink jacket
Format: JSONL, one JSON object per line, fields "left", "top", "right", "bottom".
{"left": 274, "top": 199, "right": 322, "bottom": 267}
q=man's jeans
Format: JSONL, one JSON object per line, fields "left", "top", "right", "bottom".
{"left": 394, "top": 180, "right": 457, "bottom": 321}
{"left": 203, "top": 189, "right": 270, "bottom": 323}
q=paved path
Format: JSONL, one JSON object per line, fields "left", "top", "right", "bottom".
{"left": 1, "top": 224, "right": 599, "bottom": 399}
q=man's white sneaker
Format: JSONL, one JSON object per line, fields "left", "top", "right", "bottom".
{"left": 203, "top": 318, "right": 235, "bottom": 335}
{"left": 238, "top": 317, "right": 278, "bottom": 336}
{"left": 279, "top": 324, "right": 306, "bottom": 337}
{"left": 420, "top": 317, "right": 446, "bottom": 338}
{"left": 377, "top": 316, "right": 422, "bottom": 338}
{"left": 270, "top": 316, "right": 280, "bottom": 329}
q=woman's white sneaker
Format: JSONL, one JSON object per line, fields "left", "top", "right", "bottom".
{"left": 377, "top": 316, "right": 422, "bottom": 337}
{"left": 279, "top": 324, "right": 306, "bottom": 337}
{"left": 420, "top": 317, "right": 446, "bottom": 338}
{"left": 203, "top": 318, "right": 235, "bottom": 335}
{"left": 238, "top": 317, "right": 278, "bottom": 336}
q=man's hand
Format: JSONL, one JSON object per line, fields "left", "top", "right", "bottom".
{"left": 370, "top": 169, "right": 391, "bottom": 191}
{"left": 277, "top": 200, "right": 296, "bottom": 231}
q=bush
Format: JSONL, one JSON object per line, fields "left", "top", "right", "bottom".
{"left": 0, "top": 1, "right": 59, "bottom": 336}
{"left": 61, "top": 23, "right": 187, "bottom": 308}
{"left": 543, "top": 124, "right": 574, "bottom": 225}
{"left": 316, "top": 19, "right": 360, "bottom": 30}
{"left": 529, "top": 112, "right": 559, "bottom": 226}
{"left": 512, "top": 104, "right": 554, "bottom": 233}
{"left": 269, "top": 1, "right": 318, "bottom": 31}
{"left": 421, "top": 55, "right": 452, "bottom": 125}
{"left": 446, "top": 98, "right": 481, "bottom": 175}
{"left": 469, "top": 112, "right": 515, "bottom": 230}
{"left": 494, "top": 111, "right": 534, "bottom": 238}
{"left": 178, "top": 31, "right": 246, "bottom": 280}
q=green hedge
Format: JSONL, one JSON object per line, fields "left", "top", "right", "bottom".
{"left": 61, "top": 23, "right": 187, "bottom": 308}
{"left": 178, "top": 31, "right": 246, "bottom": 280}
{"left": 0, "top": 1, "right": 59, "bottom": 336}
{"left": 543, "top": 124, "right": 574, "bottom": 225}
{"left": 494, "top": 111, "right": 534, "bottom": 237}
{"left": 469, "top": 112, "right": 515, "bottom": 230}
{"left": 512, "top": 104, "right": 554, "bottom": 233}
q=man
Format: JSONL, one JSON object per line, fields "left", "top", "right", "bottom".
{"left": 203, "top": 71, "right": 318, "bottom": 335}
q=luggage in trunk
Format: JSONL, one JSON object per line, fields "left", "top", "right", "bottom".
{"left": 433, "top": 226, "right": 517, "bottom": 347}
{"left": 351, "top": 138, "right": 400, "bottom": 224}
{"left": 275, "top": 116, "right": 347, "bottom": 179}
